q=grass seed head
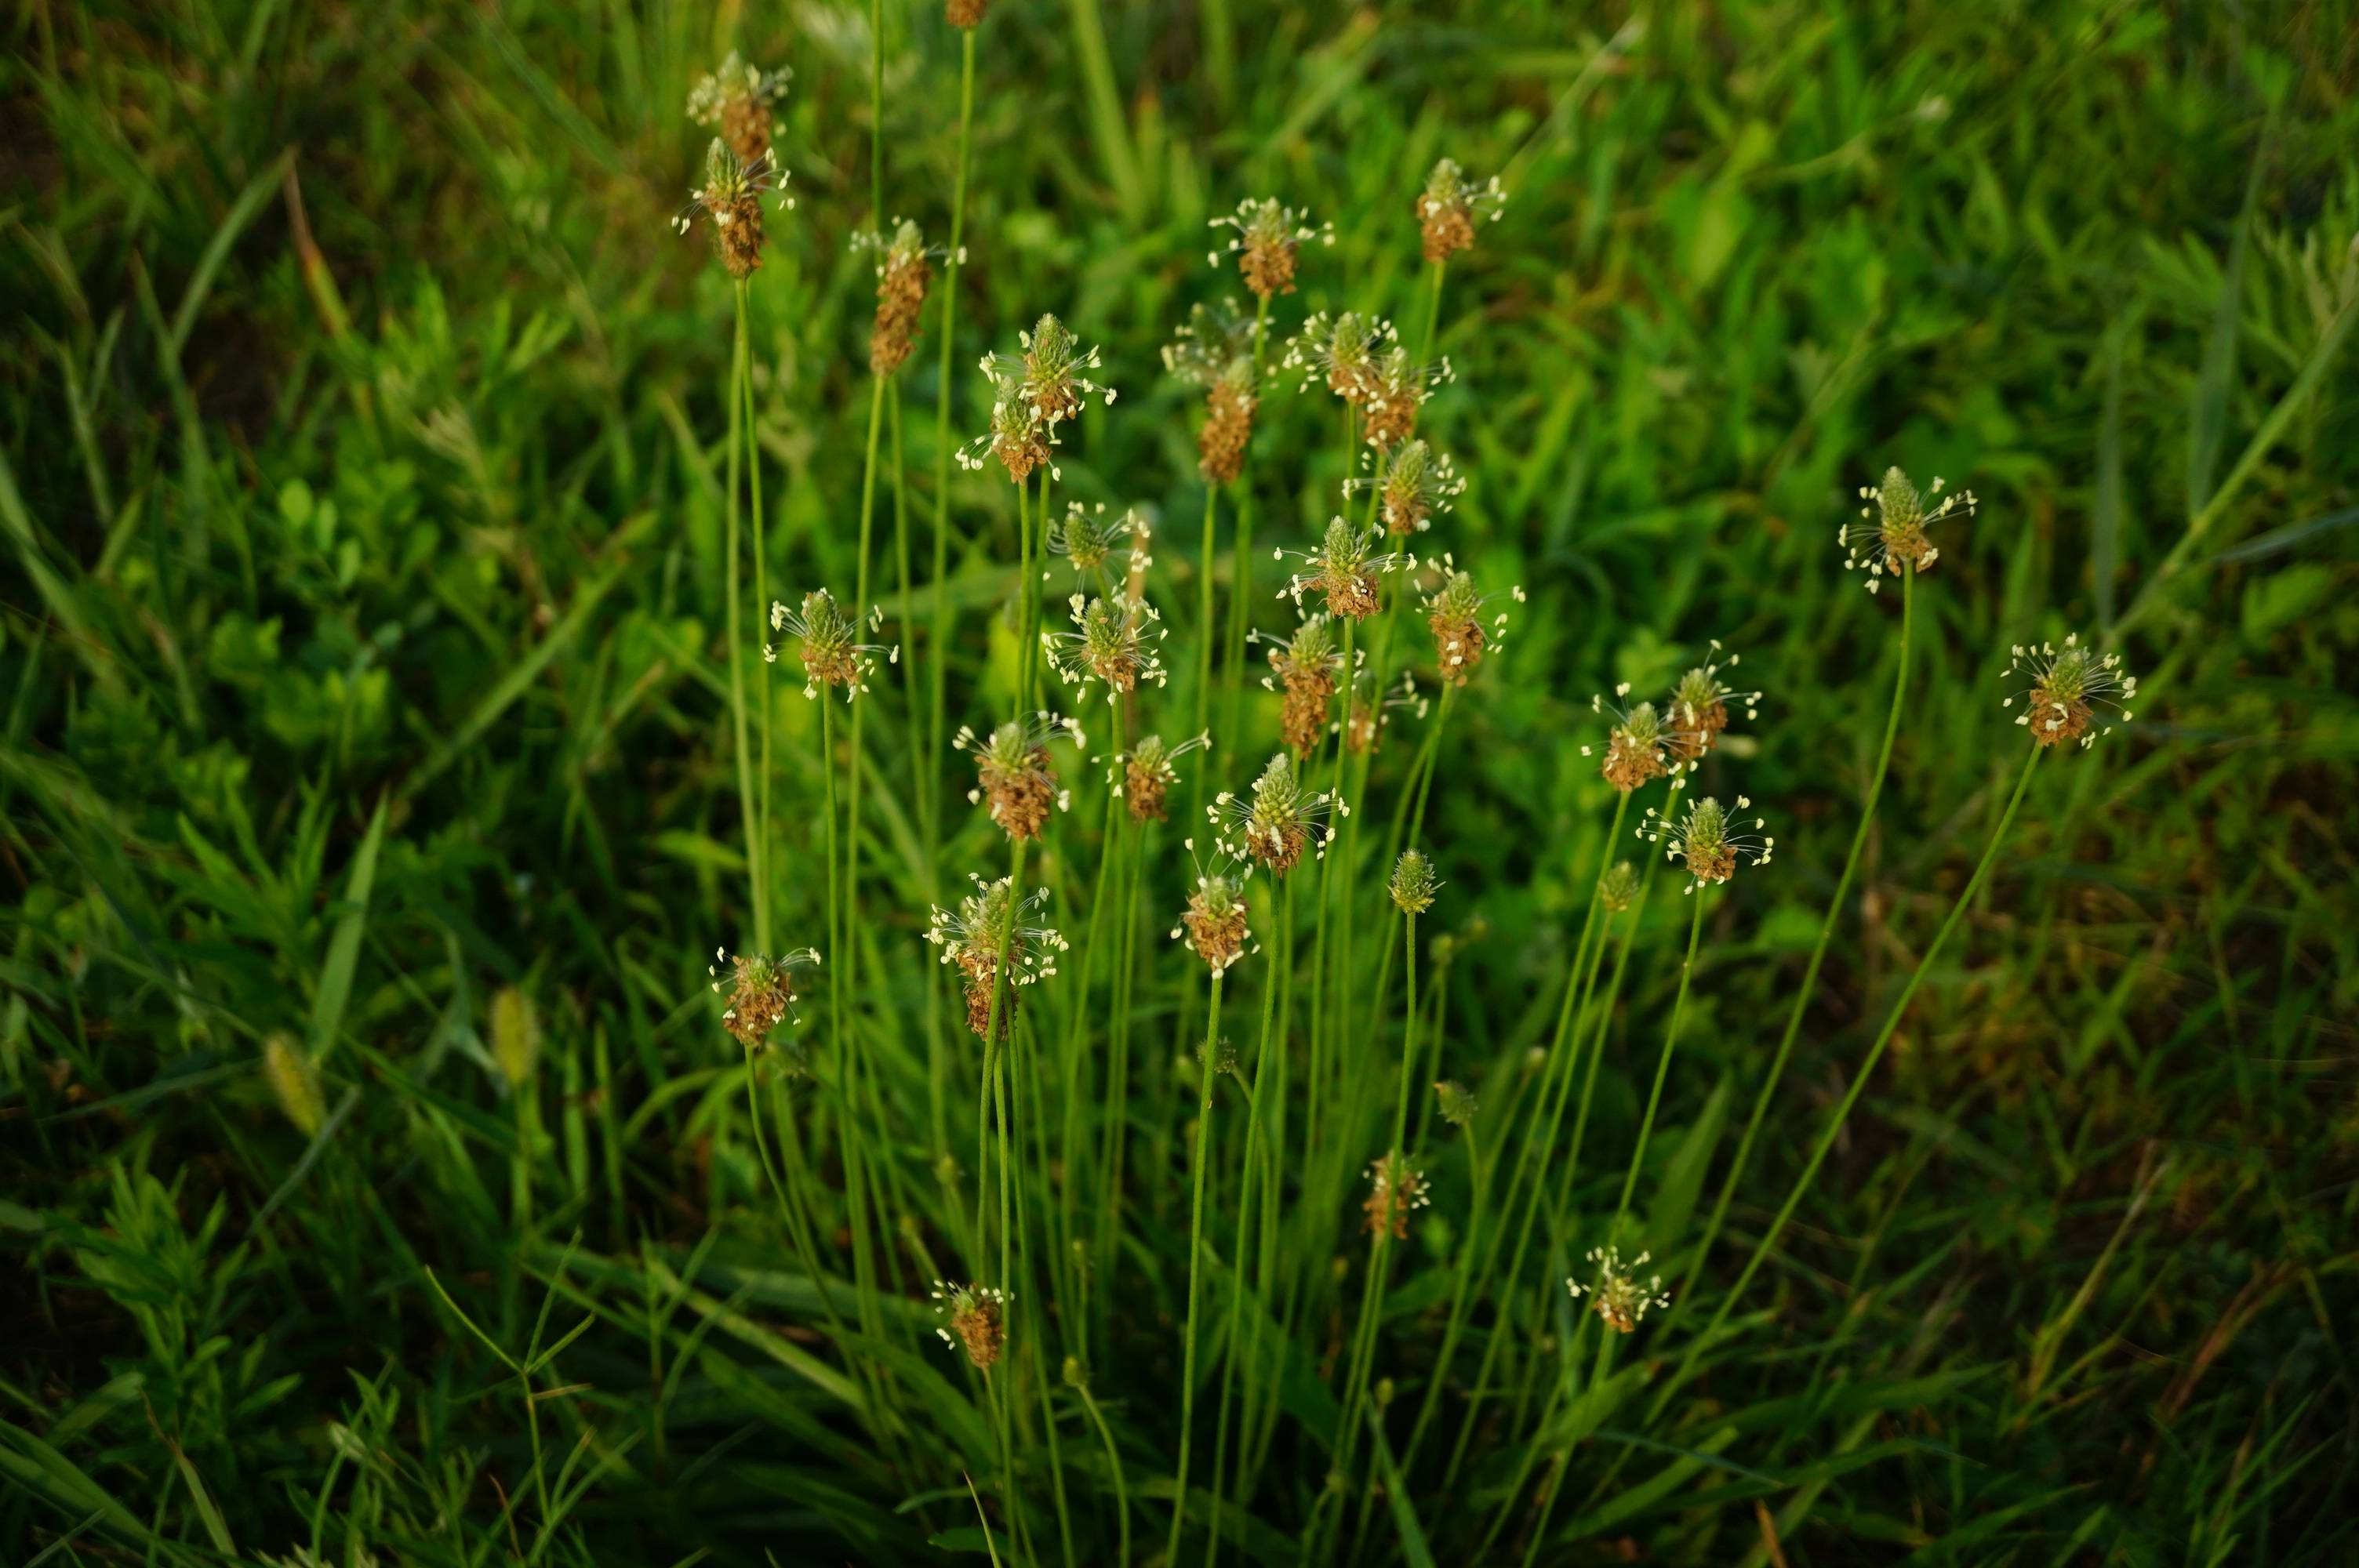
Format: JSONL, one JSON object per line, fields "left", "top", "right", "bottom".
{"left": 945, "top": 0, "right": 987, "bottom": 26}
{"left": 1177, "top": 845, "right": 1253, "bottom": 975}
{"left": 1390, "top": 848, "right": 1441, "bottom": 914}
{"left": 1044, "top": 592, "right": 1167, "bottom": 702}
{"left": 859, "top": 220, "right": 937, "bottom": 377}
{"left": 261, "top": 1033, "right": 325, "bottom": 1138}
{"left": 1259, "top": 613, "right": 1343, "bottom": 757}
{"left": 1209, "top": 197, "right": 1332, "bottom": 299}
{"left": 1568, "top": 1246, "right": 1670, "bottom": 1334}
{"left": 1362, "top": 1152, "right": 1430, "bottom": 1240}
{"left": 769, "top": 589, "right": 887, "bottom": 701}
{"left": 2005, "top": 633, "right": 2138, "bottom": 748}
{"left": 1434, "top": 1080, "right": 1478, "bottom": 1128}
{"left": 687, "top": 52, "right": 791, "bottom": 163}
{"left": 1365, "top": 438, "right": 1463, "bottom": 536}
{"left": 674, "top": 140, "right": 787, "bottom": 279}
{"left": 927, "top": 875, "right": 1067, "bottom": 1039}
{"left": 1424, "top": 561, "right": 1523, "bottom": 686}
{"left": 1664, "top": 640, "right": 1763, "bottom": 761}
{"left": 1045, "top": 500, "right": 1128, "bottom": 592}
{"left": 1278, "top": 517, "right": 1399, "bottom": 621}
{"left": 956, "top": 712, "right": 1079, "bottom": 841}
{"left": 1359, "top": 345, "right": 1452, "bottom": 452}
{"left": 1218, "top": 750, "right": 1339, "bottom": 876}
{"left": 490, "top": 985, "right": 538, "bottom": 1088}
{"left": 1642, "top": 793, "right": 1775, "bottom": 893}
{"left": 1198, "top": 367, "right": 1259, "bottom": 485}
{"left": 1000, "top": 312, "right": 1111, "bottom": 426}
{"left": 931, "top": 1280, "right": 1009, "bottom": 1370}
{"left": 1598, "top": 860, "right": 1641, "bottom": 914}
{"left": 1586, "top": 690, "right": 1681, "bottom": 794}
{"left": 1284, "top": 310, "right": 1394, "bottom": 406}
{"left": 1416, "top": 157, "right": 1506, "bottom": 263}
{"left": 1841, "top": 466, "right": 1976, "bottom": 592}
{"left": 1114, "top": 731, "right": 1208, "bottom": 822}
{"left": 710, "top": 948, "right": 819, "bottom": 1048}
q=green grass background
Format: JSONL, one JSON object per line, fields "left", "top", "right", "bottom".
{"left": 5, "top": 0, "right": 2357, "bottom": 1561}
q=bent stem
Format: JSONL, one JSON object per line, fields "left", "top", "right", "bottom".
{"left": 1678, "top": 570, "right": 1914, "bottom": 1313}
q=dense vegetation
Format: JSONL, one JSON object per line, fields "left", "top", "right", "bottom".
{"left": 5, "top": 1, "right": 2356, "bottom": 1563}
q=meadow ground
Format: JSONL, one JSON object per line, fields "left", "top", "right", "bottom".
{"left": 5, "top": 1, "right": 2357, "bottom": 1563}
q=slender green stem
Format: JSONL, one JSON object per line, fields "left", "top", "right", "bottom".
{"left": 741, "top": 281, "right": 772, "bottom": 955}
{"left": 725, "top": 284, "right": 763, "bottom": 952}
{"left": 1612, "top": 889, "right": 1708, "bottom": 1234}
{"left": 1194, "top": 485, "right": 1218, "bottom": 741}
{"left": 1077, "top": 1375, "right": 1132, "bottom": 1568}
{"left": 1325, "top": 906, "right": 1420, "bottom": 1550}
{"left": 1167, "top": 972, "right": 1227, "bottom": 1564}
{"left": 1677, "top": 570, "right": 1913, "bottom": 1312}
{"left": 1440, "top": 793, "right": 1632, "bottom": 1488}
{"left": 1418, "top": 258, "right": 1447, "bottom": 372}
{"left": 1674, "top": 745, "right": 2043, "bottom": 1379}
{"left": 1206, "top": 878, "right": 1282, "bottom": 1568}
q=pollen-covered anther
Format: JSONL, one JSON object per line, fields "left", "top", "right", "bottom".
{"left": 1218, "top": 752, "right": 1336, "bottom": 877}
{"left": 1567, "top": 1246, "right": 1669, "bottom": 1334}
{"left": 1840, "top": 466, "right": 1977, "bottom": 593}
{"left": 1416, "top": 158, "right": 1505, "bottom": 263}
{"left": 1588, "top": 693, "right": 1673, "bottom": 793}
{"left": 2004, "top": 633, "right": 2138, "bottom": 750}
{"left": 1182, "top": 873, "right": 1252, "bottom": 976}
{"left": 931, "top": 1280, "right": 1009, "bottom": 1370}
{"left": 1641, "top": 794, "right": 1776, "bottom": 894}
{"left": 1210, "top": 197, "right": 1330, "bottom": 300}
{"left": 864, "top": 220, "right": 933, "bottom": 378}
{"left": 926, "top": 873, "right": 1067, "bottom": 1040}
{"left": 688, "top": 53, "right": 790, "bottom": 165}
{"left": 711, "top": 949, "right": 819, "bottom": 1047}
{"left": 1361, "top": 1152, "right": 1430, "bottom": 1240}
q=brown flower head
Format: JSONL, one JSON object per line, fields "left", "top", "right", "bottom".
{"left": 1256, "top": 612, "right": 1343, "bottom": 757}
{"left": 1215, "top": 750, "right": 1339, "bottom": 877}
{"left": 1284, "top": 310, "right": 1392, "bottom": 408}
{"left": 2005, "top": 634, "right": 2138, "bottom": 750}
{"left": 1641, "top": 793, "right": 1775, "bottom": 895}
{"left": 1415, "top": 158, "right": 1506, "bottom": 263}
{"left": 955, "top": 711, "right": 1080, "bottom": 841}
{"left": 1112, "top": 731, "right": 1208, "bottom": 823}
{"left": 709, "top": 947, "right": 820, "bottom": 1048}
{"left": 1278, "top": 517, "right": 1401, "bottom": 622}
{"left": 1583, "top": 690, "right": 1680, "bottom": 794}
{"left": 945, "top": 0, "right": 987, "bottom": 26}
{"left": 673, "top": 140, "right": 789, "bottom": 280}
{"left": 1163, "top": 300, "right": 1262, "bottom": 484}
{"left": 860, "top": 220, "right": 940, "bottom": 377}
{"left": 1046, "top": 501, "right": 1148, "bottom": 597}
{"left": 1358, "top": 347, "right": 1452, "bottom": 454}
{"left": 931, "top": 1280, "right": 1009, "bottom": 1369}
{"left": 1209, "top": 197, "right": 1332, "bottom": 300}
{"left": 1174, "top": 846, "right": 1253, "bottom": 976}
{"left": 767, "top": 588, "right": 888, "bottom": 701}
{"left": 1840, "top": 466, "right": 1976, "bottom": 593}
{"left": 1354, "top": 438, "right": 1463, "bottom": 537}
{"left": 688, "top": 52, "right": 791, "bottom": 164}
{"left": 1663, "top": 640, "right": 1763, "bottom": 762}
{"left": 1423, "top": 561, "right": 1522, "bottom": 687}
{"left": 1044, "top": 592, "right": 1167, "bottom": 702}
{"left": 927, "top": 874, "right": 1067, "bottom": 1039}
{"left": 1361, "top": 1152, "right": 1430, "bottom": 1240}
{"left": 1568, "top": 1246, "right": 1670, "bottom": 1334}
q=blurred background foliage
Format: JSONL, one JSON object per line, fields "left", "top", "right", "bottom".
{"left": 4, "top": 0, "right": 2357, "bottom": 1561}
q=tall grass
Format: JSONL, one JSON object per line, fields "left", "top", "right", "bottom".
{"left": 5, "top": 3, "right": 2356, "bottom": 1566}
